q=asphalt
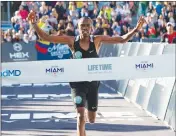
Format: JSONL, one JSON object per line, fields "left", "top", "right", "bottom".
{"left": 1, "top": 83, "right": 175, "bottom": 136}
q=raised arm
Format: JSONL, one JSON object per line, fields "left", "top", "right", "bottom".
{"left": 28, "top": 11, "right": 74, "bottom": 47}
{"left": 94, "top": 16, "right": 146, "bottom": 48}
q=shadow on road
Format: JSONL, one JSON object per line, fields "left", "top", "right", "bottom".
{"left": 2, "top": 120, "right": 170, "bottom": 132}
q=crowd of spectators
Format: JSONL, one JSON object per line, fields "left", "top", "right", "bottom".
{"left": 137, "top": 1, "right": 176, "bottom": 43}
{"left": 1, "top": 1, "right": 176, "bottom": 44}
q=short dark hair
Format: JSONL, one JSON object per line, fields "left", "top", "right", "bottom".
{"left": 78, "top": 17, "right": 93, "bottom": 26}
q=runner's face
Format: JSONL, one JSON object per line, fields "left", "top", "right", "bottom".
{"left": 79, "top": 19, "right": 91, "bottom": 37}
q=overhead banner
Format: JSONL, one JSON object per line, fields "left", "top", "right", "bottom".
{"left": 1, "top": 54, "right": 175, "bottom": 85}
{"left": 1, "top": 42, "right": 37, "bottom": 62}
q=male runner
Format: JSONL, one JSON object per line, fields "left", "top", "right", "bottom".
{"left": 28, "top": 11, "right": 146, "bottom": 136}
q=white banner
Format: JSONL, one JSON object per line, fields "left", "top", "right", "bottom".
{"left": 1, "top": 54, "right": 175, "bottom": 85}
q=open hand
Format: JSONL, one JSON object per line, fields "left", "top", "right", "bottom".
{"left": 135, "top": 16, "right": 146, "bottom": 31}
{"left": 27, "top": 11, "right": 37, "bottom": 24}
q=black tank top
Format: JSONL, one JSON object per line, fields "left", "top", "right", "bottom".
{"left": 72, "top": 35, "right": 99, "bottom": 59}
{"left": 69, "top": 35, "right": 100, "bottom": 88}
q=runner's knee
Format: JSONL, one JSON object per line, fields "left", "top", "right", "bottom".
{"left": 88, "top": 111, "right": 96, "bottom": 124}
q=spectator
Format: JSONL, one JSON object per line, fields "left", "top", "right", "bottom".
{"left": 75, "top": 2, "right": 83, "bottom": 16}
{"left": 86, "top": 2, "right": 97, "bottom": 18}
{"left": 4, "top": 29, "right": 12, "bottom": 42}
{"left": 12, "top": 33, "right": 21, "bottom": 42}
{"left": 1, "top": 29, "right": 5, "bottom": 43}
{"left": 80, "top": 7, "right": 89, "bottom": 17}
{"left": 48, "top": 12, "right": 58, "bottom": 29}
{"left": 147, "top": 2, "right": 154, "bottom": 13}
{"left": 138, "top": 1, "right": 148, "bottom": 17}
{"left": 21, "top": 2, "right": 29, "bottom": 12}
{"left": 11, "top": 17, "right": 16, "bottom": 28}
{"left": 155, "top": 2, "right": 163, "bottom": 16}
{"left": 151, "top": 8, "right": 158, "bottom": 23}
{"left": 22, "top": 19, "right": 29, "bottom": 33}
{"left": 104, "top": 6, "right": 112, "bottom": 22}
{"left": 159, "top": 20, "right": 167, "bottom": 35}
{"left": 65, "top": 22, "right": 75, "bottom": 36}
{"left": 129, "top": 1, "right": 136, "bottom": 16}
{"left": 161, "top": 7, "right": 168, "bottom": 21}
{"left": 168, "top": 12, "right": 175, "bottom": 24}
{"left": 110, "top": 1, "right": 116, "bottom": 9}
{"left": 69, "top": 4, "right": 79, "bottom": 19}
{"left": 55, "top": 2, "right": 65, "bottom": 20}
{"left": 111, "top": 8, "right": 117, "bottom": 22}
{"left": 112, "top": 21, "right": 121, "bottom": 36}
{"left": 19, "top": 5, "right": 29, "bottom": 20}
{"left": 13, "top": 11, "right": 22, "bottom": 22}
{"left": 23, "top": 33, "right": 29, "bottom": 43}
{"left": 66, "top": 15, "right": 73, "bottom": 24}
{"left": 124, "top": 13, "right": 132, "bottom": 25}
{"left": 98, "top": 7, "right": 105, "bottom": 18}
{"left": 28, "top": 2, "right": 39, "bottom": 13}
{"left": 39, "top": 2, "right": 48, "bottom": 18}
{"left": 91, "top": 8, "right": 99, "bottom": 23}
{"left": 102, "top": 18, "right": 109, "bottom": 29}
{"left": 28, "top": 30, "right": 37, "bottom": 41}
{"left": 51, "top": 8, "right": 58, "bottom": 21}
{"left": 158, "top": 15, "right": 165, "bottom": 27}
{"left": 18, "top": 29, "right": 24, "bottom": 40}
{"left": 147, "top": 24, "right": 156, "bottom": 38}
{"left": 93, "top": 23, "right": 104, "bottom": 35}
{"left": 161, "top": 22, "right": 176, "bottom": 43}
{"left": 166, "top": 4, "right": 172, "bottom": 15}
{"left": 57, "top": 20, "right": 66, "bottom": 31}
{"left": 115, "top": 4, "right": 123, "bottom": 15}
{"left": 122, "top": 4, "right": 131, "bottom": 17}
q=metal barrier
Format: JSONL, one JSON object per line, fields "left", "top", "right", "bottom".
{"left": 136, "top": 43, "right": 165, "bottom": 109}
{"left": 164, "top": 83, "right": 176, "bottom": 130}
{"left": 115, "top": 42, "right": 132, "bottom": 96}
{"left": 147, "top": 78, "right": 175, "bottom": 120}
{"left": 125, "top": 42, "right": 153, "bottom": 102}
{"left": 99, "top": 42, "right": 175, "bottom": 130}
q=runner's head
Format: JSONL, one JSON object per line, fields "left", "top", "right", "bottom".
{"left": 78, "top": 17, "right": 93, "bottom": 37}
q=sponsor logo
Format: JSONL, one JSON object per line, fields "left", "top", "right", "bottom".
{"left": 9, "top": 43, "right": 29, "bottom": 60}
{"left": 48, "top": 44, "right": 70, "bottom": 58}
{"left": 89, "top": 50, "right": 94, "bottom": 53}
{"left": 0, "top": 70, "right": 21, "bottom": 77}
{"left": 92, "top": 106, "right": 97, "bottom": 110}
{"left": 135, "top": 61, "right": 154, "bottom": 71}
{"left": 13, "top": 43, "right": 22, "bottom": 52}
{"left": 74, "top": 51, "right": 82, "bottom": 59}
{"left": 45, "top": 66, "right": 64, "bottom": 76}
{"left": 88, "top": 64, "right": 112, "bottom": 74}
{"left": 74, "top": 96, "right": 82, "bottom": 104}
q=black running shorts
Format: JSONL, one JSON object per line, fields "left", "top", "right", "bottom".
{"left": 70, "top": 81, "right": 100, "bottom": 112}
